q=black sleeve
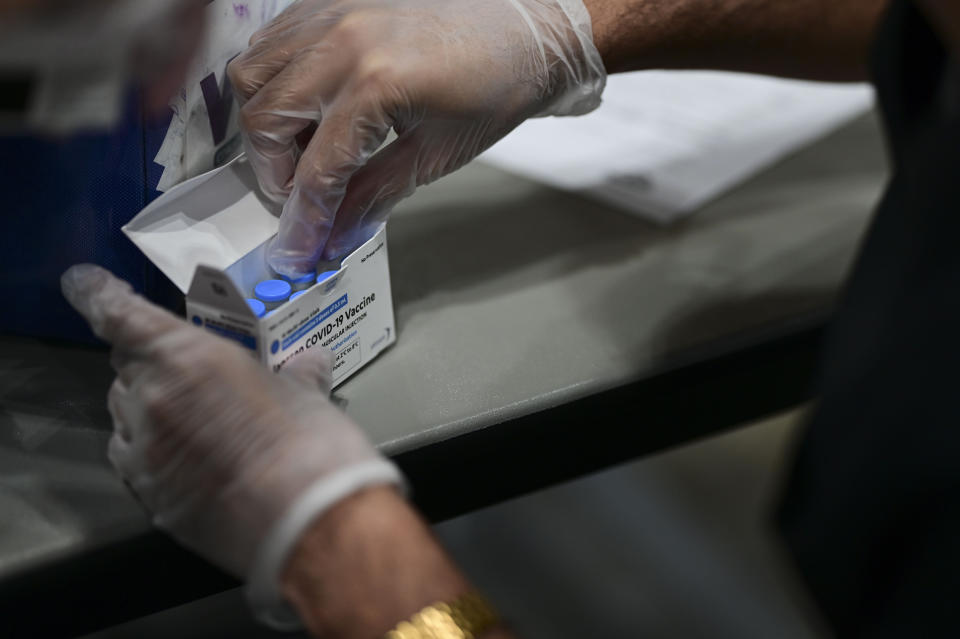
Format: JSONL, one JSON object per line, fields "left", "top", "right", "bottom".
{"left": 777, "top": 2, "right": 960, "bottom": 636}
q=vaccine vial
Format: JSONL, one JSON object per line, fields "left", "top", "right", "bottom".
{"left": 246, "top": 298, "right": 266, "bottom": 318}
{"left": 289, "top": 290, "right": 308, "bottom": 301}
{"left": 282, "top": 272, "right": 315, "bottom": 292}
{"left": 316, "top": 270, "right": 337, "bottom": 285}
{"left": 254, "top": 279, "right": 292, "bottom": 310}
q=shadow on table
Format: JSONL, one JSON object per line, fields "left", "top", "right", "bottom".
{"left": 386, "top": 178, "right": 667, "bottom": 320}
{"left": 386, "top": 112, "right": 883, "bottom": 339}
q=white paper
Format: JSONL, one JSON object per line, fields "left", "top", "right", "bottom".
{"left": 480, "top": 71, "right": 874, "bottom": 222}
{"left": 123, "top": 157, "right": 281, "bottom": 293}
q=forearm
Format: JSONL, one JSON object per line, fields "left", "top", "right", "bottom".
{"left": 584, "top": 0, "right": 888, "bottom": 80}
{"left": 282, "top": 487, "right": 516, "bottom": 639}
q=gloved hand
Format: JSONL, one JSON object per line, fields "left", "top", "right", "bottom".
{"left": 227, "top": 0, "right": 606, "bottom": 276}
{"left": 61, "top": 264, "right": 403, "bottom": 628}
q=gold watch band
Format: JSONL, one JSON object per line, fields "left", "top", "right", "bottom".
{"left": 384, "top": 592, "right": 500, "bottom": 639}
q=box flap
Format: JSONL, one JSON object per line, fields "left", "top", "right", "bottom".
{"left": 122, "top": 156, "right": 282, "bottom": 293}
{"left": 188, "top": 264, "right": 257, "bottom": 318}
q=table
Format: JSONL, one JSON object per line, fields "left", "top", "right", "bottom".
{"left": 0, "top": 113, "right": 887, "bottom": 637}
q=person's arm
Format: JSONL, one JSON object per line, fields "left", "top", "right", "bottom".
{"left": 282, "top": 487, "right": 516, "bottom": 638}
{"left": 585, "top": 0, "right": 888, "bottom": 80}
{"left": 229, "top": 0, "right": 889, "bottom": 277}
{"left": 62, "top": 264, "right": 514, "bottom": 639}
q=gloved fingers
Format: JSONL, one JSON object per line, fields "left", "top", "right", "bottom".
{"left": 149, "top": 460, "right": 220, "bottom": 529}
{"left": 267, "top": 191, "right": 334, "bottom": 277}
{"left": 107, "top": 432, "right": 138, "bottom": 482}
{"left": 61, "top": 264, "right": 184, "bottom": 350}
{"left": 111, "top": 373, "right": 211, "bottom": 513}
{"left": 296, "top": 122, "right": 319, "bottom": 153}
{"left": 228, "top": 54, "right": 289, "bottom": 108}
{"left": 107, "top": 429, "right": 157, "bottom": 502}
{"left": 246, "top": 1, "right": 339, "bottom": 50}
{"left": 229, "top": 9, "right": 307, "bottom": 100}
{"left": 107, "top": 377, "right": 136, "bottom": 443}
{"left": 268, "top": 98, "right": 394, "bottom": 276}
{"left": 108, "top": 441, "right": 168, "bottom": 526}
{"left": 109, "top": 347, "right": 152, "bottom": 389}
{"left": 141, "top": 427, "right": 216, "bottom": 521}
{"left": 235, "top": 48, "right": 349, "bottom": 203}
{"left": 280, "top": 347, "right": 335, "bottom": 394}
{"left": 107, "top": 374, "right": 178, "bottom": 489}
{"left": 322, "top": 133, "right": 425, "bottom": 260}
{"left": 230, "top": 4, "right": 347, "bottom": 104}
{"left": 238, "top": 127, "right": 297, "bottom": 204}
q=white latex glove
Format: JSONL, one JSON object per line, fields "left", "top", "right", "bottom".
{"left": 227, "top": 0, "right": 606, "bottom": 276}
{"left": 61, "top": 264, "right": 403, "bottom": 628}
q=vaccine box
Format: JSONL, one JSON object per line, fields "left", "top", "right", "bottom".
{"left": 122, "top": 157, "right": 396, "bottom": 387}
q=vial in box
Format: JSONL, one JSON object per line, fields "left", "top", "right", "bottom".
{"left": 246, "top": 298, "right": 266, "bottom": 318}
{"left": 282, "top": 272, "right": 315, "bottom": 292}
{"left": 254, "top": 279, "right": 292, "bottom": 310}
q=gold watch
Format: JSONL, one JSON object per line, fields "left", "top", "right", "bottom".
{"left": 384, "top": 592, "right": 500, "bottom": 639}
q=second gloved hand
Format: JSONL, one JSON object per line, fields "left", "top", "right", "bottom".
{"left": 228, "top": 0, "right": 606, "bottom": 276}
{"left": 61, "top": 264, "right": 403, "bottom": 628}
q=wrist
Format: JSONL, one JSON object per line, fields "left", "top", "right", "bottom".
{"left": 517, "top": 0, "right": 605, "bottom": 118}
{"left": 580, "top": 0, "right": 634, "bottom": 72}
{"left": 551, "top": 0, "right": 607, "bottom": 114}
{"left": 246, "top": 459, "right": 405, "bottom": 629}
{"left": 280, "top": 486, "right": 476, "bottom": 639}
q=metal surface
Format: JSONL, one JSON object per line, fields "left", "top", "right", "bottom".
{"left": 0, "top": 113, "right": 886, "bottom": 637}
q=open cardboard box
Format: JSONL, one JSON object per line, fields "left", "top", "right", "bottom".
{"left": 123, "top": 157, "right": 396, "bottom": 387}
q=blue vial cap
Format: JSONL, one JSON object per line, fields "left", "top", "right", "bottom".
{"left": 254, "top": 279, "right": 292, "bottom": 303}
{"left": 290, "top": 290, "right": 308, "bottom": 301}
{"left": 316, "top": 270, "right": 338, "bottom": 284}
{"left": 246, "top": 298, "right": 266, "bottom": 318}
{"left": 282, "top": 272, "right": 315, "bottom": 285}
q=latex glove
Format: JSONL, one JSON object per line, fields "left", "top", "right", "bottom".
{"left": 61, "top": 264, "right": 403, "bottom": 628}
{"left": 228, "top": 0, "right": 606, "bottom": 276}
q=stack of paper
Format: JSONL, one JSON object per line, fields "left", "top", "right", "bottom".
{"left": 480, "top": 71, "right": 873, "bottom": 223}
